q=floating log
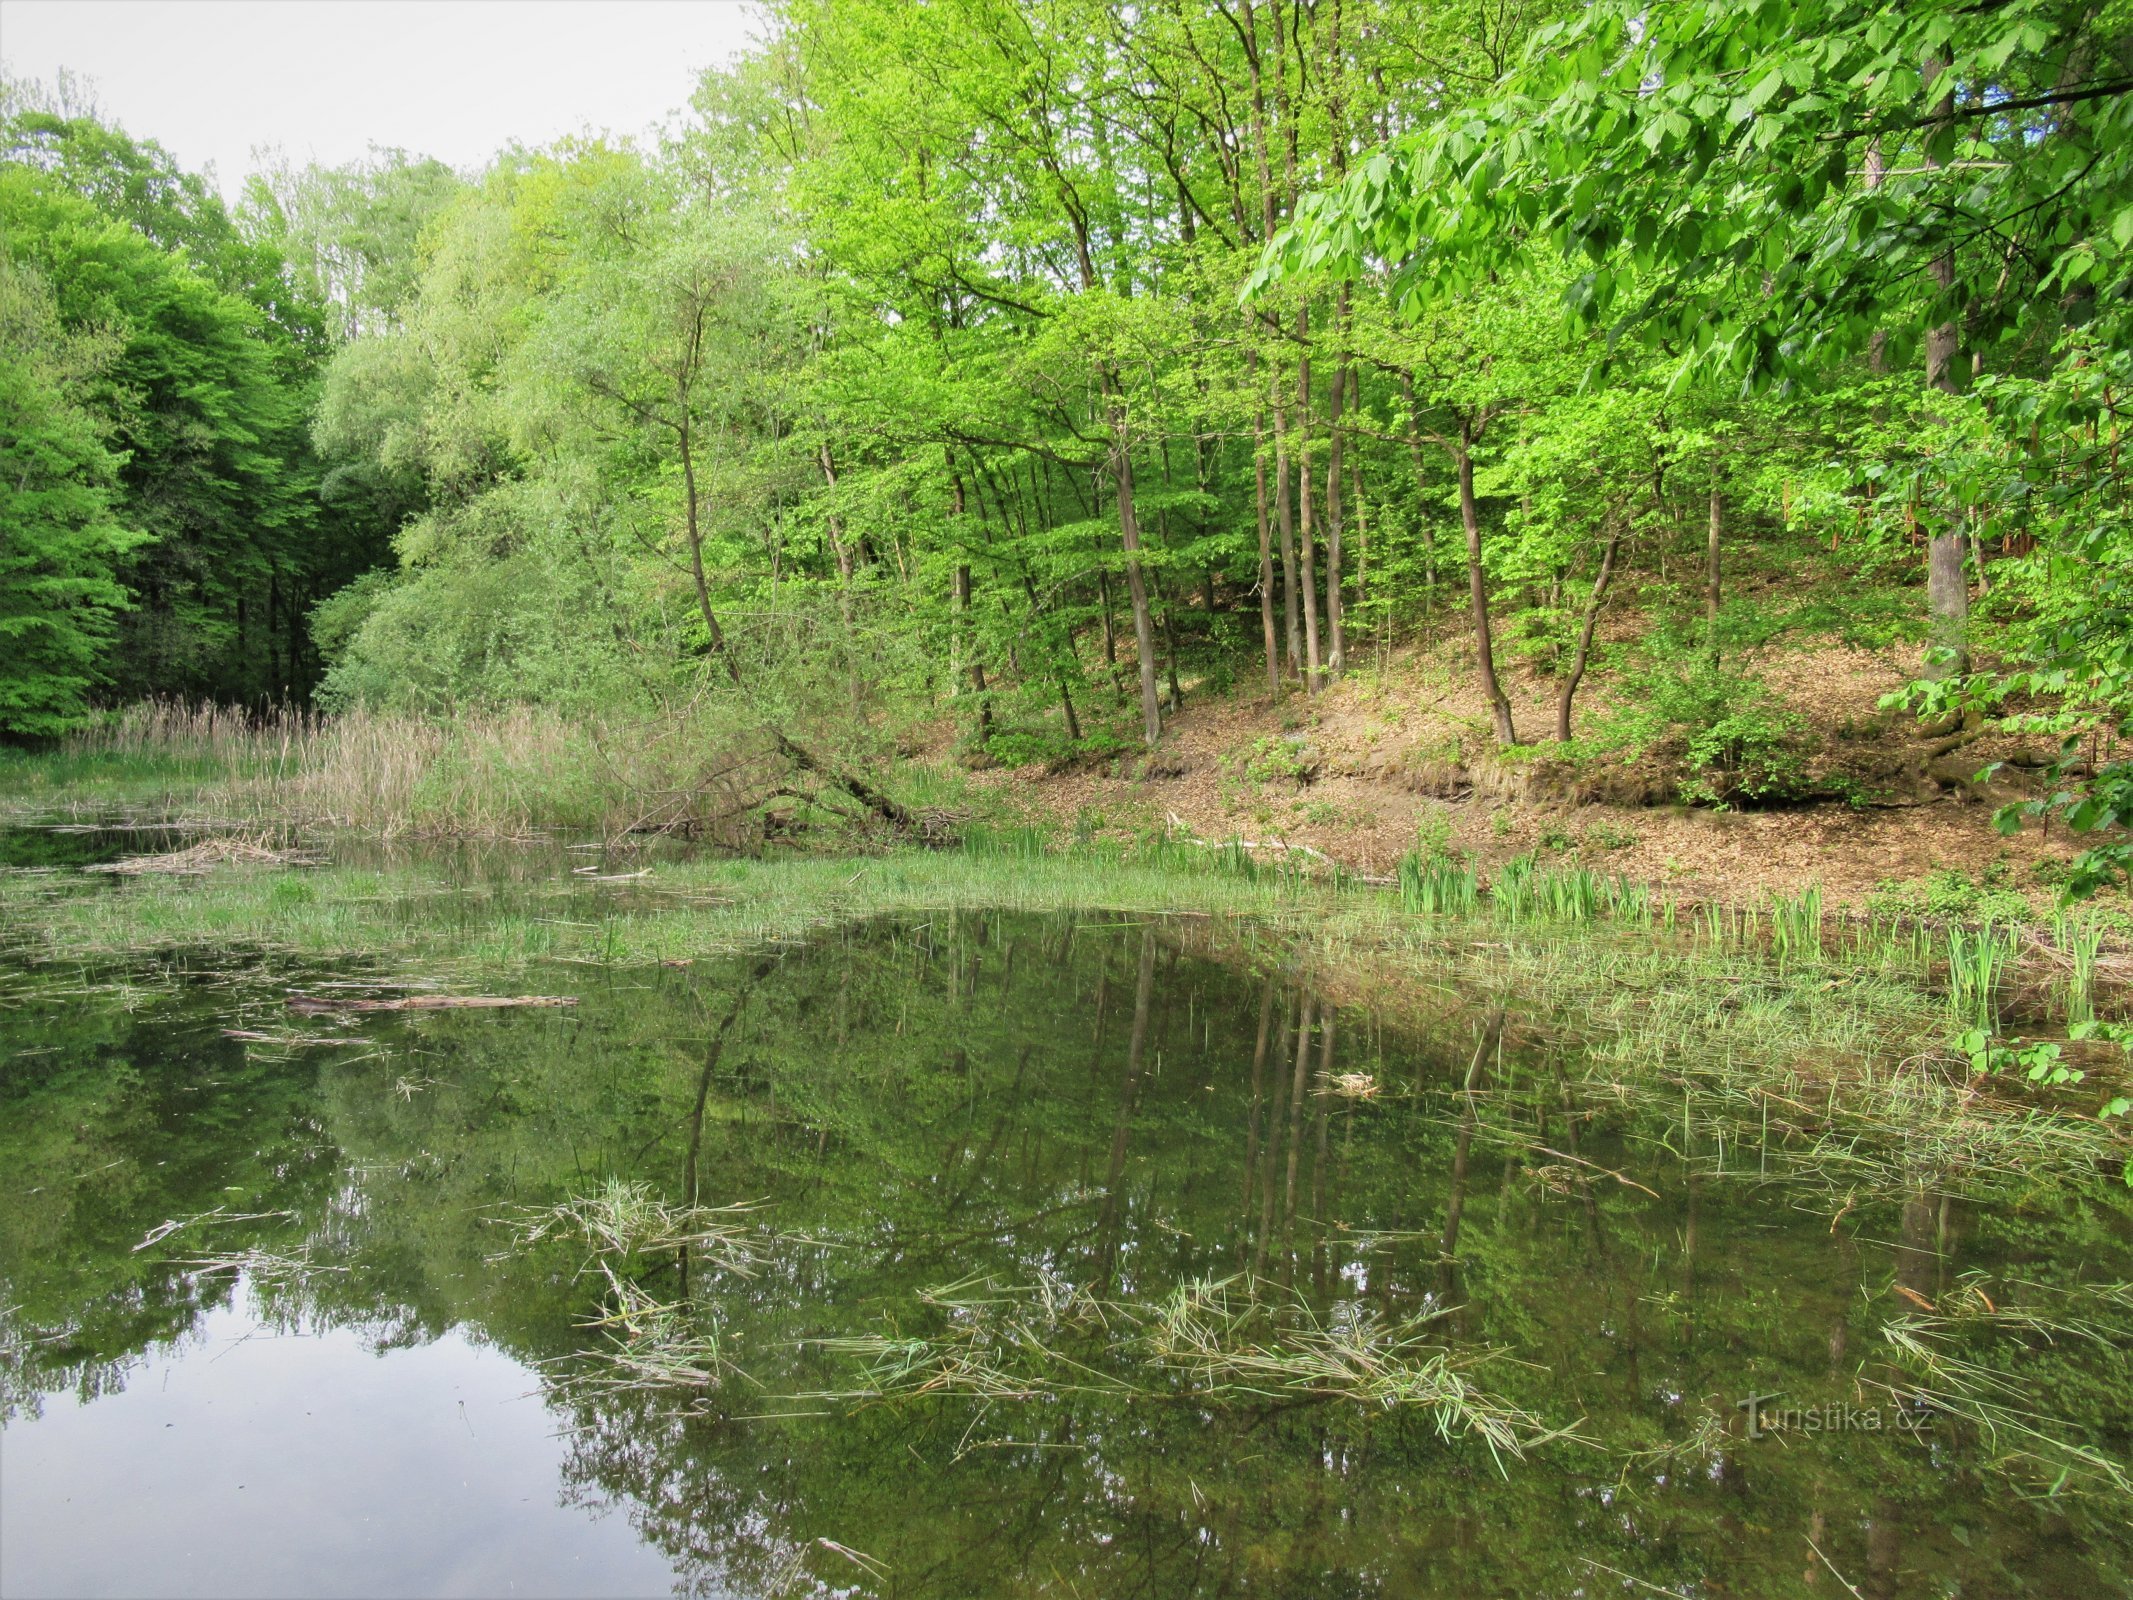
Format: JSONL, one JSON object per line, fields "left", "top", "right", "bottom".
{"left": 285, "top": 994, "right": 578, "bottom": 1013}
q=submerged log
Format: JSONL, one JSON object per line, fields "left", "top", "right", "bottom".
{"left": 285, "top": 994, "right": 579, "bottom": 1013}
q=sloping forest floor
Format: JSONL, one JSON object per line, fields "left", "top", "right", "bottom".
{"left": 967, "top": 575, "right": 2090, "bottom": 918}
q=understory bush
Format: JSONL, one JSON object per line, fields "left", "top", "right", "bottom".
{"left": 1587, "top": 664, "right": 1814, "bottom": 808}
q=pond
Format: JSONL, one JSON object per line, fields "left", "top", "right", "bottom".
{"left": 3, "top": 874, "right": 2132, "bottom": 1596}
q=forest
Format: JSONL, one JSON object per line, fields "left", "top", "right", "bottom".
{"left": 3, "top": 0, "right": 2129, "bottom": 884}
{"left": 7, "top": 6, "right": 2133, "bottom": 1593}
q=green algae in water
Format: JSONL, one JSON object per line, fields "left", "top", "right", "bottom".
{"left": 3, "top": 908, "right": 2131, "bottom": 1598}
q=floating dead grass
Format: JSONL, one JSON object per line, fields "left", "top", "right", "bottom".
{"left": 87, "top": 836, "right": 318, "bottom": 876}
{"left": 504, "top": 1179, "right": 774, "bottom": 1276}
{"left": 809, "top": 1271, "right": 1565, "bottom": 1468}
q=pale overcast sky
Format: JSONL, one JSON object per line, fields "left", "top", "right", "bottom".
{"left": 0, "top": 0, "right": 766, "bottom": 195}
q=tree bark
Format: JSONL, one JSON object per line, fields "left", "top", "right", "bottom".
{"left": 1295, "top": 307, "right": 1323, "bottom": 692}
{"left": 1109, "top": 391, "right": 1164, "bottom": 748}
{"left": 950, "top": 467, "right": 991, "bottom": 737}
{"left": 677, "top": 414, "right": 740, "bottom": 685}
{"left": 954, "top": 561, "right": 991, "bottom": 736}
{"left": 1557, "top": 527, "right": 1623, "bottom": 743}
{"left": 1019, "top": 573, "right": 1083, "bottom": 741}
{"left": 1705, "top": 481, "right": 1722, "bottom": 669}
{"left": 1273, "top": 374, "right": 1303, "bottom": 677}
{"left": 1350, "top": 452, "right": 1370, "bottom": 635}
{"left": 1457, "top": 423, "right": 1517, "bottom": 746}
{"left": 1922, "top": 53, "right": 1969, "bottom": 679}
{"left": 770, "top": 729, "right": 918, "bottom": 834}
{"left": 1400, "top": 371, "right": 1436, "bottom": 593}
{"left": 818, "top": 443, "right": 855, "bottom": 583}
{"left": 1243, "top": 0, "right": 1301, "bottom": 682}
{"left": 1323, "top": 293, "right": 1348, "bottom": 679}
{"left": 1254, "top": 406, "right": 1280, "bottom": 697}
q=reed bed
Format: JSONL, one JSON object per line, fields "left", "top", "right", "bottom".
{"left": 16, "top": 698, "right": 860, "bottom": 841}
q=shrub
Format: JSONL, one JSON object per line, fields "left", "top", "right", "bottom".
{"left": 1590, "top": 664, "right": 1813, "bottom": 809}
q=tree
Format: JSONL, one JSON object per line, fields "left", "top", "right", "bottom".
{"left": 0, "top": 255, "right": 139, "bottom": 736}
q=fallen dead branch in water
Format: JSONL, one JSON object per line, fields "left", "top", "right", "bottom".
{"left": 286, "top": 993, "right": 578, "bottom": 1013}
{"left": 177, "top": 1244, "right": 349, "bottom": 1287}
{"left": 86, "top": 837, "right": 320, "bottom": 876}
{"left": 132, "top": 1206, "right": 298, "bottom": 1252}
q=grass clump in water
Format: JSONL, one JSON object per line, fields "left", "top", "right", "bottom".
{"left": 1876, "top": 1277, "right": 2133, "bottom": 1498}
{"left": 507, "top": 1179, "right": 771, "bottom": 1275}
{"left": 811, "top": 1271, "right": 1556, "bottom": 1468}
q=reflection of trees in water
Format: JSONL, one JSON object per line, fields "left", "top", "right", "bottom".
{"left": 4, "top": 914, "right": 2133, "bottom": 1595}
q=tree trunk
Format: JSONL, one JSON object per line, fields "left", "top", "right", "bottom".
{"left": 954, "top": 561, "right": 992, "bottom": 737}
{"left": 1400, "top": 371, "right": 1436, "bottom": 594}
{"left": 1256, "top": 411, "right": 1280, "bottom": 697}
{"left": 1323, "top": 298, "right": 1348, "bottom": 679}
{"left": 1295, "top": 307, "right": 1322, "bottom": 691}
{"left": 1557, "top": 527, "right": 1623, "bottom": 743}
{"left": 1922, "top": 53, "right": 1969, "bottom": 679}
{"left": 678, "top": 416, "right": 740, "bottom": 684}
{"left": 770, "top": 729, "right": 918, "bottom": 834}
{"left": 1457, "top": 425, "right": 1517, "bottom": 745}
{"left": 1019, "top": 573, "right": 1083, "bottom": 741}
{"left": 1243, "top": 0, "right": 1298, "bottom": 686}
{"left": 1109, "top": 393, "right": 1164, "bottom": 748}
{"left": 1350, "top": 453, "right": 1370, "bottom": 632}
{"left": 950, "top": 467, "right": 990, "bottom": 735}
{"left": 1705, "top": 481, "right": 1722, "bottom": 669}
{"left": 1272, "top": 376, "right": 1303, "bottom": 677}
{"left": 818, "top": 444, "right": 855, "bottom": 583}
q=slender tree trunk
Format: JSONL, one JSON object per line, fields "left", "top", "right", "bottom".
{"left": 1864, "top": 138, "right": 1890, "bottom": 380}
{"left": 1457, "top": 423, "right": 1516, "bottom": 746}
{"left": 1320, "top": 8, "right": 1349, "bottom": 681}
{"left": 1922, "top": 54, "right": 1969, "bottom": 679}
{"left": 1254, "top": 407, "right": 1280, "bottom": 697}
{"left": 819, "top": 442, "right": 863, "bottom": 713}
{"left": 1273, "top": 374, "right": 1303, "bottom": 676}
{"left": 1243, "top": 0, "right": 1299, "bottom": 683}
{"left": 955, "top": 562, "right": 992, "bottom": 735}
{"left": 1348, "top": 367, "right": 1370, "bottom": 630}
{"left": 1400, "top": 371, "right": 1436, "bottom": 594}
{"left": 1109, "top": 390, "right": 1164, "bottom": 747}
{"left": 1152, "top": 563, "right": 1185, "bottom": 713}
{"left": 1323, "top": 294, "right": 1348, "bottom": 679}
{"left": 818, "top": 444, "right": 855, "bottom": 583}
{"left": 1557, "top": 527, "right": 1623, "bottom": 742}
{"left": 1019, "top": 574, "right": 1083, "bottom": 740}
{"left": 677, "top": 416, "right": 740, "bottom": 684}
{"left": 1705, "top": 480, "right": 1723, "bottom": 669}
{"left": 1295, "top": 307, "right": 1322, "bottom": 691}
{"left": 950, "top": 467, "right": 990, "bottom": 736}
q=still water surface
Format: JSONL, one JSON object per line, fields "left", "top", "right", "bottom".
{"left": 3, "top": 879, "right": 2131, "bottom": 1597}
